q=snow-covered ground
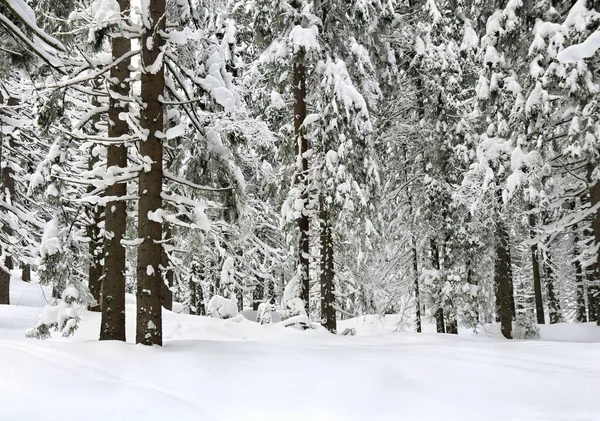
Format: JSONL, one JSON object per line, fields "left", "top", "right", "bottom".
{"left": 1, "top": 277, "right": 599, "bottom": 421}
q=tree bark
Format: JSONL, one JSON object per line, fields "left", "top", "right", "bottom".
{"left": 544, "top": 253, "right": 563, "bottom": 324}
{"left": 293, "top": 54, "right": 310, "bottom": 317}
{"left": 253, "top": 275, "right": 264, "bottom": 311}
{"left": 161, "top": 227, "right": 173, "bottom": 311}
{"left": 136, "top": 0, "right": 166, "bottom": 346}
{"left": 413, "top": 244, "right": 422, "bottom": 333}
{"left": 446, "top": 313, "right": 458, "bottom": 334}
{"left": 586, "top": 256, "right": 598, "bottom": 322}
{"left": 88, "top": 85, "right": 104, "bottom": 312}
{"left": 87, "top": 150, "right": 103, "bottom": 312}
{"left": 572, "top": 225, "right": 587, "bottom": 322}
{"left": 431, "top": 239, "right": 445, "bottom": 333}
{"left": 21, "top": 264, "right": 30, "bottom": 283}
{"left": 319, "top": 198, "right": 336, "bottom": 333}
{"left": 100, "top": 1, "right": 130, "bottom": 341}
{"left": 495, "top": 217, "right": 513, "bottom": 339}
{"left": 528, "top": 213, "right": 545, "bottom": 324}
{"left": 189, "top": 266, "right": 205, "bottom": 316}
{"left": 0, "top": 94, "right": 16, "bottom": 305}
{"left": 588, "top": 163, "right": 600, "bottom": 326}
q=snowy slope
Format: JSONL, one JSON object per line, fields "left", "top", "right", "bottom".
{"left": 1, "top": 278, "right": 599, "bottom": 421}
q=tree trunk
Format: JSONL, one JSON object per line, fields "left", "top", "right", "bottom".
{"left": 507, "top": 246, "right": 516, "bottom": 320}
{"left": 319, "top": 198, "right": 336, "bottom": 333}
{"left": 431, "top": 239, "right": 445, "bottom": 333}
{"left": 0, "top": 94, "right": 16, "bottom": 304}
{"left": 495, "top": 217, "right": 513, "bottom": 339}
{"left": 589, "top": 163, "right": 600, "bottom": 326}
{"left": 253, "top": 276, "right": 264, "bottom": 311}
{"left": 161, "top": 227, "right": 173, "bottom": 311}
{"left": 435, "top": 308, "right": 445, "bottom": 333}
{"left": 446, "top": 313, "right": 458, "bottom": 334}
{"left": 100, "top": 2, "right": 130, "bottom": 341}
{"left": 293, "top": 55, "right": 310, "bottom": 317}
{"left": 528, "top": 213, "right": 545, "bottom": 324}
{"left": 572, "top": 226, "right": 587, "bottom": 322}
{"left": 88, "top": 86, "right": 103, "bottom": 313}
{"left": 21, "top": 264, "right": 30, "bottom": 283}
{"left": 136, "top": 0, "right": 166, "bottom": 346}
{"left": 586, "top": 263, "right": 598, "bottom": 322}
{"left": 413, "top": 244, "right": 422, "bottom": 333}
{"left": 544, "top": 253, "right": 563, "bottom": 324}
{"left": 87, "top": 151, "right": 103, "bottom": 312}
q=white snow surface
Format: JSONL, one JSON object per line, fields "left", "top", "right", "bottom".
{"left": 558, "top": 30, "right": 600, "bottom": 63}
{"left": 1, "top": 277, "right": 599, "bottom": 421}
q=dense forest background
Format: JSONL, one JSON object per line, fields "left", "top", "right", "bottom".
{"left": 1, "top": 0, "right": 600, "bottom": 344}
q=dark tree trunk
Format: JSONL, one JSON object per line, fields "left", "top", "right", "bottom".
{"left": 253, "top": 276, "right": 264, "bottom": 311}
{"left": 495, "top": 217, "right": 513, "bottom": 339}
{"left": 319, "top": 199, "right": 336, "bottom": 333}
{"left": 466, "top": 260, "right": 480, "bottom": 323}
{"left": 506, "top": 247, "right": 516, "bottom": 320}
{"left": 413, "top": 244, "right": 422, "bottom": 333}
{"left": 21, "top": 264, "right": 30, "bottom": 283}
{"left": 435, "top": 308, "right": 445, "bottom": 333}
{"left": 544, "top": 254, "right": 563, "bottom": 324}
{"left": 528, "top": 214, "right": 545, "bottom": 324}
{"left": 589, "top": 164, "right": 600, "bottom": 326}
{"left": 293, "top": 55, "right": 310, "bottom": 317}
{"left": 161, "top": 227, "right": 173, "bottom": 311}
{"left": 100, "top": 3, "right": 130, "bottom": 341}
{"left": 0, "top": 94, "right": 16, "bottom": 304}
{"left": 237, "top": 287, "right": 244, "bottom": 312}
{"left": 87, "top": 151, "right": 103, "bottom": 312}
{"left": 197, "top": 280, "right": 205, "bottom": 316}
{"left": 431, "top": 239, "right": 445, "bottom": 333}
{"left": 268, "top": 278, "right": 276, "bottom": 304}
{"left": 88, "top": 88, "right": 103, "bottom": 312}
{"left": 136, "top": 0, "right": 165, "bottom": 346}
{"left": 572, "top": 227, "right": 587, "bottom": 322}
{"left": 586, "top": 262, "right": 598, "bottom": 322}
{"left": 446, "top": 313, "right": 458, "bottom": 334}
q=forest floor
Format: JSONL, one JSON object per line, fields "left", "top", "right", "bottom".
{"left": 1, "top": 277, "right": 599, "bottom": 421}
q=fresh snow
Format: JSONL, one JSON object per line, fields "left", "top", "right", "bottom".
{"left": 1, "top": 279, "right": 599, "bottom": 421}
{"left": 558, "top": 30, "right": 600, "bottom": 63}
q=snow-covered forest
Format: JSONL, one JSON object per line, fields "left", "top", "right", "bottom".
{"left": 1, "top": 0, "right": 600, "bottom": 419}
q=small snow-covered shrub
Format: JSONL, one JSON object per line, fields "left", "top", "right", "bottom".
{"left": 281, "top": 276, "right": 307, "bottom": 319}
{"left": 27, "top": 286, "right": 86, "bottom": 339}
{"left": 207, "top": 295, "right": 238, "bottom": 319}
{"left": 257, "top": 302, "right": 276, "bottom": 325}
{"left": 513, "top": 313, "right": 540, "bottom": 339}
{"left": 285, "top": 297, "right": 306, "bottom": 317}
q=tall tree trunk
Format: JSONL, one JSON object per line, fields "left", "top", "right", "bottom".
{"left": 431, "top": 239, "right": 445, "bottom": 333}
{"left": 100, "top": 1, "right": 131, "bottom": 341}
{"left": 87, "top": 152, "right": 103, "bottom": 312}
{"left": 544, "top": 253, "right": 563, "bottom": 324}
{"left": 293, "top": 54, "right": 310, "bottom": 317}
{"left": 21, "top": 264, "right": 30, "bottom": 283}
{"left": 413, "top": 243, "right": 422, "bottom": 333}
{"left": 528, "top": 213, "right": 545, "bottom": 324}
{"left": 506, "top": 245, "right": 516, "bottom": 320}
{"left": 0, "top": 94, "right": 17, "bottom": 304}
{"left": 572, "top": 226, "right": 587, "bottom": 322}
{"left": 446, "top": 313, "right": 458, "bottom": 334}
{"left": 319, "top": 198, "right": 336, "bottom": 333}
{"left": 495, "top": 217, "right": 513, "bottom": 339}
{"left": 589, "top": 163, "right": 600, "bottom": 326}
{"left": 161, "top": 227, "right": 173, "bottom": 311}
{"left": 253, "top": 276, "right": 264, "bottom": 311}
{"left": 88, "top": 86, "right": 103, "bottom": 312}
{"left": 136, "top": 0, "right": 166, "bottom": 346}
